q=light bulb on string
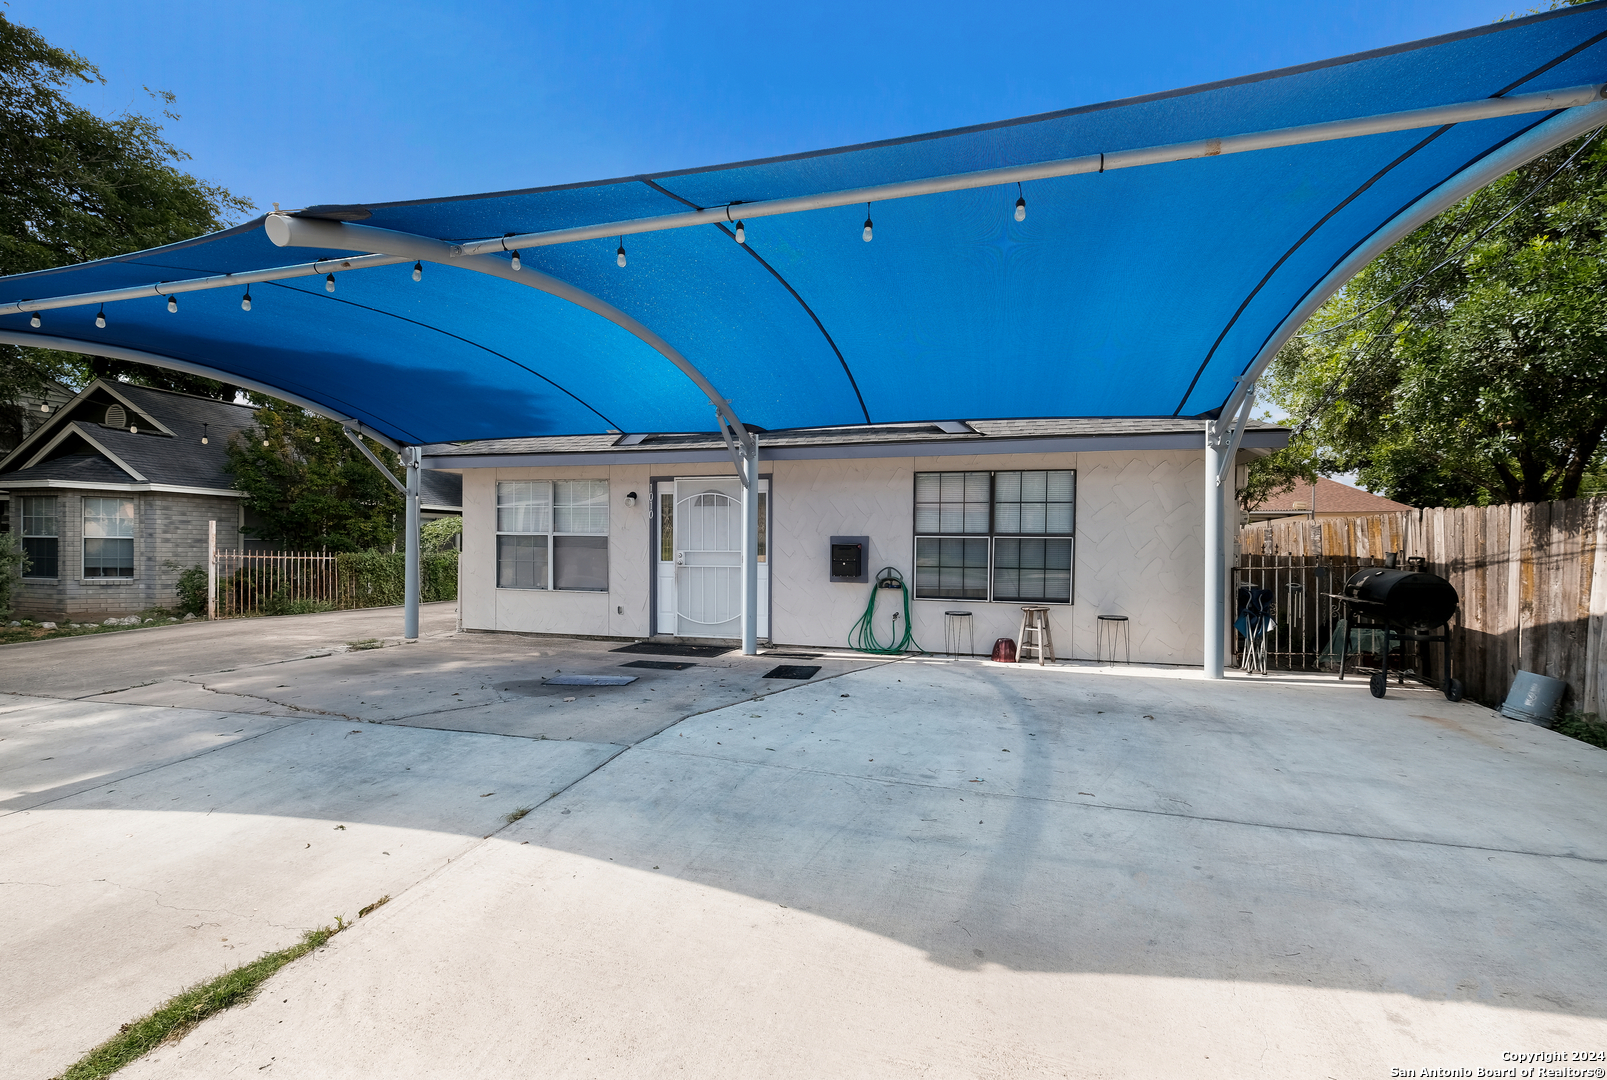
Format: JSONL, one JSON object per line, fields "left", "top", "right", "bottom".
{"left": 412, "top": 262, "right": 423, "bottom": 282}
{"left": 241, "top": 288, "right": 252, "bottom": 312}
{"left": 95, "top": 307, "right": 106, "bottom": 328}
{"left": 616, "top": 238, "right": 627, "bottom": 268}
{"left": 510, "top": 249, "right": 521, "bottom": 271}
{"left": 167, "top": 295, "right": 178, "bottom": 313}
{"left": 862, "top": 203, "right": 873, "bottom": 243}
{"left": 29, "top": 312, "right": 40, "bottom": 328}
{"left": 325, "top": 274, "right": 336, "bottom": 293}
{"left": 1015, "top": 183, "right": 1027, "bottom": 222}
{"left": 201, "top": 423, "right": 209, "bottom": 445}
{"left": 734, "top": 220, "right": 745, "bottom": 244}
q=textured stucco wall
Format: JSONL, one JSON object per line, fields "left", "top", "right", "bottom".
{"left": 10, "top": 490, "right": 241, "bottom": 620}
{"left": 457, "top": 448, "right": 1205, "bottom": 665}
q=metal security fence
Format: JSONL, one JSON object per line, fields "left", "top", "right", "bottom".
{"left": 1231, "top": 556, "right": 1389, "bottom": 672}
{"left": 211, "top": 550, "right": 341, "bottom": 618}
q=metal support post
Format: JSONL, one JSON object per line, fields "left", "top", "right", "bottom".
{"left": 404, "top": 446, "right": 421, "bottom": 641}
{"left": 1204, "top": 424, "right": 1225, "bottom": 679}
{"left": 742, "top": 443, "right": 762, "bottom": 656}
{"left": 207, "top": 520, "right": 217, "bottom": 621}
{"left": 718, "top": 412, "right": 760, "bottom": 656}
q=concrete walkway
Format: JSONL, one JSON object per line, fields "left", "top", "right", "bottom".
{"left": 3, "top": 618, "right": 1604, "bottom": 1079}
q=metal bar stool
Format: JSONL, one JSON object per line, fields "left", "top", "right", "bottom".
{"left": 1097, "top": 614, "right": 1130, "bottom": 664}
{"left": 944, "top": 610, "right": 974, "bottom": 657}
{"left": 1017, "top": 606, "right": 1056, "bottom": 665}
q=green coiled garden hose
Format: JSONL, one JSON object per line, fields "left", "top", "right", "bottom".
{"left": 847, "top": 567, "right": 925, "bottom": 655}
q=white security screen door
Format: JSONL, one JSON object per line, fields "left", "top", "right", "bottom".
{"left": 655, "top": 477, "right": 769, "bottom": 639}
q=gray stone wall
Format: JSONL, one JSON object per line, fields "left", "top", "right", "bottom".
{"left": 11, "top": 490, "right": 242, "bottom": 621}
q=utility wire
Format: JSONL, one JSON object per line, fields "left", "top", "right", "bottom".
{"left": 1298, "top": 126, "right": 1604, "bottom": 339}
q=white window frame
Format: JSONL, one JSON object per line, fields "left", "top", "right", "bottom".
{"left": 20, "top": 495, "right": 59, "bottom": 579}
{"left": 912, "top": 469, "right": 1076, "bottom": 604}
{"left": 82, "top": 496, "right": 136, "bottom": 579}
{"left": 496, "top": 479, "right": 609, "bottom": 592}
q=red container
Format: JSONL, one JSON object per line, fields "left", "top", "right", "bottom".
{"left": 991, "top": 638, "right": 1016, "bottom": 663}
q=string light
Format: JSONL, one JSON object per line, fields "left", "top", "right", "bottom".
{"left": 95, "top": 306, "right": 106, "bottom": 328}
{"left": 167, "top": 295, "right": 178, "bottom": 313}
{"left": 616, "top": 238, "right": 627, "bottom": 268}
{"left": 734, "top": 220, "right": 745, "bottom": 244}
{"left": 510, "top": 249, "right": 521, "bottom": 271}
{"left": 412, "top": 261, "right": 423, "bottom": 282}
{"left": 325, "top": 274, "right": 336, "bottom": 293}
{"left": 241, "top": 288, "right": 252, "bottom": 312}
{"left": 862, "top": 203, "right": 873, "bottom": 243}
{"left": 201, "top": 423, "right": 209, "bottom": 445}
{"left": 1015, "top": 183, "right": 1027, "bottom": 222}
{"left": 29, "top": 312, "right": 40, "bottom": 328}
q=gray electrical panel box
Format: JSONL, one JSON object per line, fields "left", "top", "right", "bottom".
{"left": 829, "top": 536, "right": 869, "bottom": 583}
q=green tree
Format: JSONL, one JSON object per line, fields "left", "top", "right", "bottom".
{"left": 1256, "top": 128, "right": 1607, "bottom": 507}
{"left": 225, "top": 400, "right": 404, "bottom": 552}
{"left": 0, "top": 12, "right": 252, "bottom": 420}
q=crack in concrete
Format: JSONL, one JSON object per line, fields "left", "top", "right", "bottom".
{"left": 636, "top": 744, "right": 1607, "bottom": 866}
{"left": 93, "top": 877, "right": 300, "bottom": 930}
{"left": 176, "top": 680, "right": 369, "bottom": 723}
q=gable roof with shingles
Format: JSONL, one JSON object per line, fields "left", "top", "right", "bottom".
{"left": 1252, "top": 476, "right": 1413, "bottom": 514}
{"left": 0, "top": 381, "right": 462, "bottom": 511}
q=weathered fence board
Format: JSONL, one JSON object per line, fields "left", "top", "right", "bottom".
{"left": 1240, "top": 497, "right": 1607, "bottom": 714}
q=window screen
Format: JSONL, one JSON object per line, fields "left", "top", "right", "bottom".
{"left": 915, "top": 471, "right": 990, "bottom": 535}
{"left": 83, "top": 497, "right": 134, "bottom": 578}
{"left": 497, "top": 480, "right": 608, "bottom": 590}
{"left": 915, "top": 537, "right": 989, "bottom": 600}
{"left": 994, "top": 471, "right": 1075, "bottom": 534}
{"left": 993, "top": 538, "right": 1073, "bottom": 603}
{"left": 914, "top": 470, "right": 1075, "bottom": 603}
{"left": 21, "top": 496, "right": 58, "bottom": 579}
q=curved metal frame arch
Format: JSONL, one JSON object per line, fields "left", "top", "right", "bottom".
{"left": 1199, "top": 98, "right": 1607, "bottom": 681}
{"left": 0, "top": 330, "right": 407, "bottom": 451}
{"left": 263, "top": 215, "right": 756, "bottom": 457}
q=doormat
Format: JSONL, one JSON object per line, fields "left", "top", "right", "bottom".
{"left": 544, "top": 674, "right": 638, "bottom": 686}
{"left": 620, "top": 660, "right": 698, "bottom": 671}
{"left": 762, "top": 665, "right": 821, "bottom": 680}
{"left": 612, "top": 642, "right": 734, "bottom": 658}
{"left": 763, "top": 652, "right": 822, "bottom": 660}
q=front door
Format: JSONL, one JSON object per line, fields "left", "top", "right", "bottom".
{"left": 655, "top": 477, "right": 769, "bottom": 639}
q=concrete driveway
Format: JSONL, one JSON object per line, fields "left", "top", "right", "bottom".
{"left": 3, "top": 612, "right": 1604, "bottom": 1079}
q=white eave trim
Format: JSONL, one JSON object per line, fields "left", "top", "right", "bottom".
{"left": 0, "top": 479, "right": 244, "bottom": 497}
{"left": 18, "top": 423, "right": 147, "bottom": 481}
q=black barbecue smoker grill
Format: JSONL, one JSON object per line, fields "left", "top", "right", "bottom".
{"left": 1333, "top": 567, "right": 1463, "bottom": 701}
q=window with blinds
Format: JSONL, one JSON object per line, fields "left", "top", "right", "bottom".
{"left": 912, "top": 470, "right": 1075, "bottom": 603}
{"left": 497, "top": 480, "right": 609, "bottom": 591}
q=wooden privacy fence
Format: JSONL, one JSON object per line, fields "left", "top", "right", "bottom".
{"left": 1239, "top": 498, "right": 1607, "bottom": 714}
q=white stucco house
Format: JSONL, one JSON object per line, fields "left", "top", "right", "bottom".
{"left": 425, "top": 418, "right": 1287, "bottom": 663}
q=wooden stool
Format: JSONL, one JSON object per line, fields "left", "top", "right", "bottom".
{"left": 1017, "top": 606, "right": 1056, "bottom": 666}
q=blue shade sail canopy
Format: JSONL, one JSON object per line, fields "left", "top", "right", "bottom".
{"left": 2, "top": 4, "right": 1606, "bottom": 448}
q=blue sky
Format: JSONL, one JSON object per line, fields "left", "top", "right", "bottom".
{"left": 15, "top": 0, "right": 1518, "bottom": 217}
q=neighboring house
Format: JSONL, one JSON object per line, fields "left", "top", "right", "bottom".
{"left": 0, "top": 380, "right": 462, "bottom": 622}
{"left": 424, "top": 418, "right": 1289, "bottom": 663}
{"left": 1247, "top": 477, "right": 1413, "bottom": 522}
{"left": 0, "top": 378, "right": 76, "bottom": 494}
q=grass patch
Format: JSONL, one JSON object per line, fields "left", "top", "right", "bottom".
{"left": 504, "top": 805, "right": 534, "bottom": 825}
{"left": 357, "top": 895, "right": 390, "bottom": 918}
{"left": 53, "top": 914, "right": 358, "bottom": 1080}
{"left": 346, "top": 637, "right": 384, "bottom": 651}
{"left": 1555, "top": 710, "right": 1607, "bottom": 751}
